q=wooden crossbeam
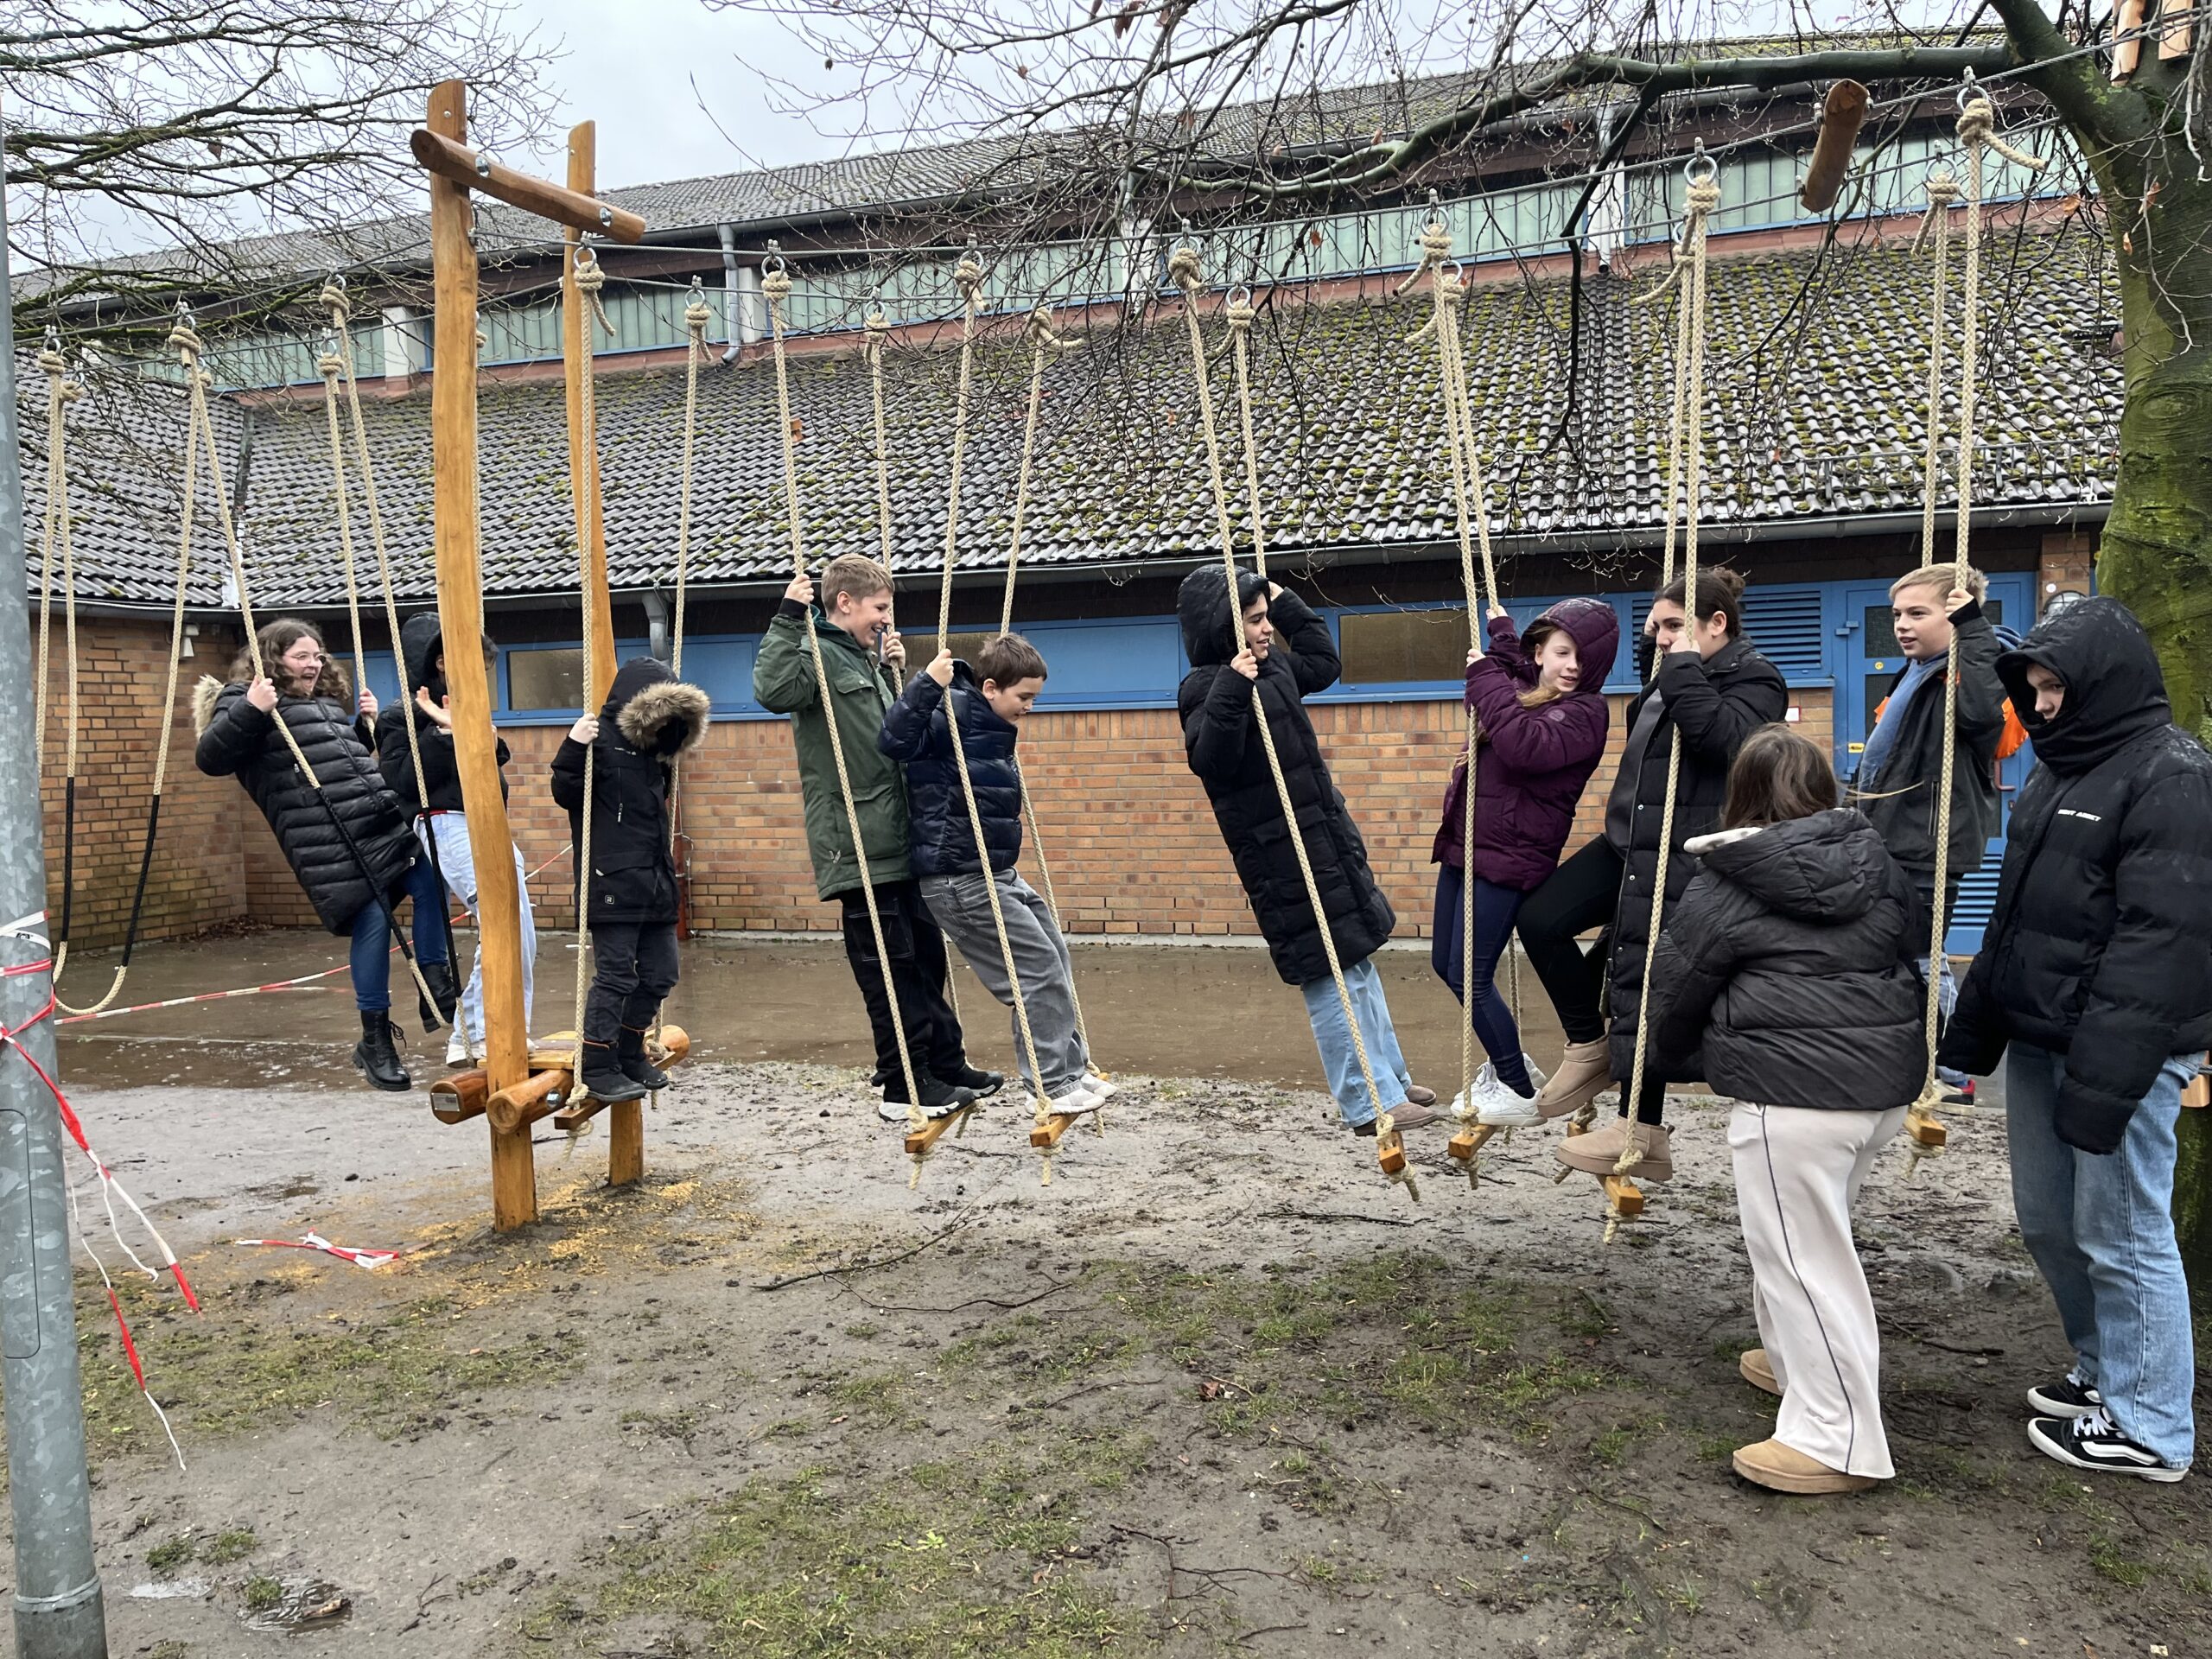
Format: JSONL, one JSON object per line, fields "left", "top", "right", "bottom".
{"left": 409, "top": 130, "right": 646, "bottom": 241}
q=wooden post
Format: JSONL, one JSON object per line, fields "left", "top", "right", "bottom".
{"left": 426, "top": 79, "right": 538, "bottom": 1230}
{"left": 559, "top": 119, "right": 643, "bottom": 1189}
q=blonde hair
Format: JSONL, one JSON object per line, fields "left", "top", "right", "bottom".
{"left": 1890, "top": 563, "right": 1985, "bottom": 602}
{"left": 819, "top": 554, "right": 893, "bottom": 613}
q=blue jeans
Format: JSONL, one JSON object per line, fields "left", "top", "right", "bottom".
{"left": 347, "top": 855, "right": 449, "bottom": 1013}
{"left": 1300, "top": 956, "right": 1412, "bottom": 1128}
{"left": 1431, "top": 865, "right": 1534, "bottom": 1096}
{"left": 2007, "top": 1042, "right": 2197, "bottom": 1468}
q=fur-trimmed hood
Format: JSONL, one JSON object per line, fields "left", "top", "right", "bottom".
{"left": 192, "top": 674, "right": 225, "bottom": 736}
{"left": 606, "top": 660, "right": 709, "bottom": 763}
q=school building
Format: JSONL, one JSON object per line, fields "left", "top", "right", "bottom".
{"left": 18, "top": 60, "right": 2115, "bottom": 959}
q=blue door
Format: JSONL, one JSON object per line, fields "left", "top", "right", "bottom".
{"left": 1834, "top": 572, "right": 2034, "bottom": 953}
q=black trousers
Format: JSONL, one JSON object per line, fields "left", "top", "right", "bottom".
{"left": 839, "top": 879, "right": 967, "bottom": 1088}
{"left": 584, "top": 920, "right": 679, "bottom": 1046}
{"left": 1516, "top": 836, "right": 1667, "bottom": 1125}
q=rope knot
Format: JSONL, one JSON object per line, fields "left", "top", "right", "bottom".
{"left": 1913, "top": 168, "right": 1961, "bottom": 254}
{"left": 1025, "top": 300, "right": 1072, "bottom": 352}
{"left": 1955, "top": 94, "right": 2049, "bottom": 171}
{"left": 317, "top": 353, "right": 346, "bottom": 380}
{"left": 761, "top": 269, "right": 793, "bottom": 305}
{"left": 1685, "top": 177, "right": 1722, "bottom": 218}
{"left": 1166, "top": 245, "right": 1205, "bottom": 294}
{"left": 683, "top": 299, "right": 715, "bottom": 334}
{"left": 954, "top": 257, "right": 985, "bottom": 304}
{"left": 319, "top": 282, "right": 349, "bottom": 323}
{"left": 167, "top": 325, "right": 202, "bottom": 365}
{"left": 1225, "top": 296, "right": 1255, "bottom": 334}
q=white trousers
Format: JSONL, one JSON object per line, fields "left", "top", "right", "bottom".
{"left": 418, "top": 815, "right": 537, "bottom": 1045}
{"left": 1729, "top": 1102, "right": 1908, "bottom": 1479}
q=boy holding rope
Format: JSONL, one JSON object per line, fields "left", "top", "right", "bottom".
{"left": 753, "top": 555, "right": 998, "bottom": 1121}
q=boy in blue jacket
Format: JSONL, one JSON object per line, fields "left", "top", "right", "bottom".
{"left": 879, "top": 633, "right": 1107, "bottom": 1116}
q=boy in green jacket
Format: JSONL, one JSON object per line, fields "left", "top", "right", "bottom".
{"left": 752, "top": 554, "right": 997, "bottom": 1120}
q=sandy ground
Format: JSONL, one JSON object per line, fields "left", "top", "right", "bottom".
{"left": 10, "top": 934, "right": 2206, "bottom": 1659}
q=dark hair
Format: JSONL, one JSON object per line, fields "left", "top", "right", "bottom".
{"left": 1657, "top": 565, "right": 1747, "bottom": 638}
{"left": 977, "top": 632, "right": 1048, "bottom": 688}
{"left": 236, "top": 617, "right": 351, "bottom": 702}
{"left": 1723, "top": 725, "right": 1839, "bottom": 829}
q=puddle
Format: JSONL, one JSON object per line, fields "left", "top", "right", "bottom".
{"left": 241, "top": 1576, "right": 353, "bottom": 1632}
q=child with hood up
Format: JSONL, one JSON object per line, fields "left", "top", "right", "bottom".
{"left": 550, "top": 658, "right": 709, "bottom": 1104}
{"left": 1176, "top": 565, "right": 1437, "bottom": 1137}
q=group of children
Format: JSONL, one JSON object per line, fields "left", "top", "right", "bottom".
{"left": 197, "top": 550, "right": 2207, "bottom": 1501}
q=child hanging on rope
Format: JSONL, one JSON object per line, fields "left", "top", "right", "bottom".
{"left": 1940, "top": 597, "right": 2211, "bottom": 1484}
{"left": 1177, "top": 565, "right": 1440, "bottom": 1135}
{"left": 1644, "top": 726, "right": 1925, "bottom": 1496}
{"left": 194, "top": 617, "right": 454, "bottom": 1093}
{"left": 1428, "top": 599, "right": 1618, "bottom": 1126}
{"left": 378, "top": 613, "right": 538, "bottom": 1067}
{"left": 880, "top": 634, "right": 1109, "bottom": 1117}
{"left": 1517, "top": 567, "right": 1787, "bottom": 1179}
{"left": 550, "top": 658, "right": 707, "bottom": 1105}
{"left": 752, "top": 554, "right": 999, "bottom": 1121}
{"left": 1853, "top": 563, "right": 2006, "bottom": 1107}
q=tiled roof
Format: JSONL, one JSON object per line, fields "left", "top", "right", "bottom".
{"left": 22, "top": 230, "right": 2120, "bottom": 611}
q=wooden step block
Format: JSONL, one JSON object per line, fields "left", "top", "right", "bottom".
{"left": 430, "top": 1068, "right": 488, "bottom": 1124}
{"left": 1028, "top": 1113, "right": 1081, "bottom": 1149}
{"left": 1446, "top": 1123, "right": 1499, "bottom": 1165}
{"left": 1602, "top": 1176, "right": 1645, "bottom": 1217}
{"left": 902, "top": 1106, "right": 974, "bottom": 1158}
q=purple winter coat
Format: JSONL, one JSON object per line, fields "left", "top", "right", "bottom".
{"left": 1431, "top": 598, "right": 1621, "bottom": 891}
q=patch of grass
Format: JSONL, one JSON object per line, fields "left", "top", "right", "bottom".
{"left": 242, "top": 1576, "right": 284, "bottom": 1613}
{"left": 148, "top": 1643, "right": 190, "bottom": 1659}
{"left": 201, "top": 1529, "right": 257, "bottom": 1566}
{"left": 145, "top": 1535, "right": 195, "bottom": 1575}
{"left": 2088, "top": 1534, "right": 2151, "bottom": 1588}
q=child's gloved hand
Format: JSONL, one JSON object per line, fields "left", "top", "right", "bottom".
{"left": 569, "top": 715, "right": 600, "bottom": 744}
{"left": 925, "top": 650, "right": 955, "bottom": 688}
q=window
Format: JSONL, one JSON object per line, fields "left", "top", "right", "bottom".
{"left": 1338, "top": 606, "right": 1469, "bottom": 684}
{"left": 507, "top": 646, "right": 587, "bottom": 711}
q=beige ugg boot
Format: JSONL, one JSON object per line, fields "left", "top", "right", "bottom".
{"left": 1554, "top": 1117, "right": 1674, "bottom": 1181}
{"left": 1536, "top": 1038, "right": 1614, "bottom": 1120}
{"left": 1740, "top": 1349, "right": 1781, "bottom": 1397}
{"left": 1732, "top": 1439, "right": 1878, "bottom": 1494}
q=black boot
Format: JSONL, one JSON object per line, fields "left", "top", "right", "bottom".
{"left": 884, "top": 1072, "right": 979, "bottom": 1120}
{"left": 578, "top": 1039, "right": 647, "bottom": 1103}
{"left": 419, "top": 961, "right": 459, "bottom": 1029}
{"left": 617, "top": 1026, "right": 672, "bottom": 1091}
{"left": 353, "top": 1010, "right": 411, "bottom": 1093}
{"left": 933, "top": 1061, "right": 1004, "bottom": 1099}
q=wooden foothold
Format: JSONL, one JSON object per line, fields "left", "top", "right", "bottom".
{"left": 1446, "top": 1123, "right": 1500, "bottom": 1165}
{"left": 1799, "top": 79, "right": 1870, "bottom": 213}
{"left": 1029, "top": 1113, "right": 1081, "bottom": 1149}
{"left": 552, "top": 1096, "right": 609, "bottom": 1133}
{"left": 903, "top": 1108, "right": 975, "bottom": 1159}
{"left": 1377, "top": 1131, "right": 1408, "bottom": 1177}
{"left": 2180, "top": 1055, "right": 2209, "bottom": 1109}
{"left": 430, "top": 1069, "right": 489, "bottom": 1125}
{"left": 1905, "top": 1108, "right": 1948, "bottom": 1149}
{"left": 487, "top": 1067, "right": 574, "bottom": 1135}
{"left": 1603, "top": 1176, "right": 1646, "bottom": 1217}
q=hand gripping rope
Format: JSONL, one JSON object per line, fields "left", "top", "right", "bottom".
{"left": 757, "top": 255, "right": 938, "bottom": 1181}
{"left": 1903, "top": 79, "right": 2046, "bottom": 1171}
{"left": 167, "top": 309, "right": 448, "bottom": 1032}
{"left": 1168, "top": 242, "right": 1416, "bottom": 1202}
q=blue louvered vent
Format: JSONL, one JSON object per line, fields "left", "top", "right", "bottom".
{"left": 1946, "top": 866, "right": 2001, "bottom": 955}
{"left": 1738, "top": 585, "right": 1827, "bottom": 681}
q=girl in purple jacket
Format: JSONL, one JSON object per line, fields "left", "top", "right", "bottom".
{"left": 1431, "top": 598, "right": 1620, "bottom": 1123}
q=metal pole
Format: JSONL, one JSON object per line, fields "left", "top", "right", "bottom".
{"left": 0, "top": 156, "right": 112, "bottom": 1659}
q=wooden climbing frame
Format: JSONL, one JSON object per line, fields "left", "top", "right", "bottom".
{"left": 412, "top": 80, "right": 650, "bottom": 1230}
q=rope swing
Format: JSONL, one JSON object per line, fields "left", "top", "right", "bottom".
{"left": 1168, "top": 242, "right": 1416, "bottom": 1202}
{"left": 564, "top": 247, "right": 617, "bottom": 1072}
{"left": 1904, "top": 78, "right": 2046, "bottom": 1168}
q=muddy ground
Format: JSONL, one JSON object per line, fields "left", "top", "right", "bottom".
{"left": 13, "top": 934, "right": 2211, "bottom": 1659}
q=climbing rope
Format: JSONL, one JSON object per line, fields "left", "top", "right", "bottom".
{"left": 566, "top": 248, "right": 617, "bottom": 1072}
{"left": 930, "top": 255, "right": 1061, "bottom": 1178}
{"left": 34, "top": 341, "right": 193, "bottom": 1017}
{"left": 1169, "top": 242, "right": 1413, "bottom": 1201}
{"left": 168, "top": 308, "right": 445, "bottom": 1025}
{"left": 1905, "top": 80, "right": 2046, "bottom": 1168}
{"left": 760, "top": 258, "right": 934, "bottom": 1163}
{"left": 1605, "top": 158, "right": 1723, "bottom": 1236}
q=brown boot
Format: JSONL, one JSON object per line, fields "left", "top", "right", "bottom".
{"left": 1740, "top": 1349, "right": 1781, "bottom": 1397}
{"left": 1536, "top": 1038, "right": 1614, "bottom": 1120}
{"left": 1554, "top": 1117, "right": 1673, "bottom": 1181}
{"left": 1732, "top": 1439, "right": 1878, "bottom": 1495}
{"left": 1402, "top": 1083, "right": 1438, "bottom": 1107}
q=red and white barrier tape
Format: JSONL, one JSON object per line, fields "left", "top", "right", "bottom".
{"left": 236, "top": 1233, "right": 403, "bottom": 1270}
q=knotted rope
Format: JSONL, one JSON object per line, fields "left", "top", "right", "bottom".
{"left": 1225, "top": 290, "right": 1270, "bottom": 580}
{"left": 565, "top": 248, "right": 619, "bottom": 1070}
{"left": 928, "top": 258, "right": 1059, "bottom": 1179}
{"left": 1905, "top": 88, "right": 2045, "bottom": 1169}
{"left": 761, "top": 265, "right": 931, "bottom": 1154}
{"left": 1169, "top": 244, "right": 1413, "bottom": 1201}
{"left": 1607, "top": 168, "right": 1721, "bottom": 1233}
{"left": 168, "top": 314, "right": 443, "bottom": 1023}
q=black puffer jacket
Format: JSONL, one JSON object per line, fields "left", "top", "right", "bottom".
{"left": 877, "top": 663, "right": 1022, "bottom": 879}
{"left": 1938, "top": 598, "right": 2212, "bottom": 1153}
{"left": 1606, "top": 635, "right": 1789, "bottom": 1083}
{"left": 375, "top": 611, "right": 511, "bottom": 812}
{"left": 1858, "top": 600, "right": 2005, "bottom": 875}
{"left": 1647, "top": 810, "right": 1925, "bottom": 1110}
{"left": 1177, "top": 566, "right": 1395, "bottom": 986}
{"left": 194, "top": 652, "right": 417, "bottom": 934}
{"left": 550, "top": 658, "right": 709, "bottom": 928}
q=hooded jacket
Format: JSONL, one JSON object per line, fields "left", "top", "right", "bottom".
{"left": 877, "top": 662, "right": 1023, "bottom": 879}
{"left": 1646, "top": 809, "right": 1926, "bottom": 1110}
{"left": 1605, "top": 632, "right": 1789, "bottom": 1085}
{"left": 1938, "top": 598, "right": 2212, "bottom": 1153}
{"left": 1432, "top": 599, "right": 1620, "bottom": 890}
{"left": 752, "top": 599, "right": 912, "bottom": 899}
{"left": 193, "top": 650, "right": 417, "bottom": 934}
{"left": 375, "top": 611, "right": 511, "bottom": 812}
{"left": 550, "top": 658, "right": 709, "bottom": 929}
{"left": 1857, "top": 598, "right": 2005, "bottom": 876}
{"left": 1176, "top": 565, "right": 1395, "bottom": 986}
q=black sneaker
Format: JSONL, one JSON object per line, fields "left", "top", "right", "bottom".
{"left": 2026, "top": 1370, "right": 2103, "bottom": 1419}
{"left": 884, "top": 1075, "right": 978, "bottom": 1119}
{"left": 2027, "top": 1409, "right": 2188, "bottom": 1483}
{"left": 934, "top": 1063, "right": 1004, "bottom": 1099}
{"left": 1942, "top": 1077, "right": 1976, "bottom": 1109}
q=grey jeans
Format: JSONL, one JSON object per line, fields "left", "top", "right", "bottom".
{"left": 919, "top": 868, "right": 1089, "bottom": 1095}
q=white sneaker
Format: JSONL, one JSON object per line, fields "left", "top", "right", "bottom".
{"left": 445, "top": 1031, "right": 472, "bottom": 1068}
{"left": 1080, "top": 1073, "right": 1119, "bottom": 1102}
{"left": 1046, "top": 1084, "right": 1103, "bottom": 1118}
{"left": 1468, "top": 1058, "right": 1549, "bottom": 1128}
